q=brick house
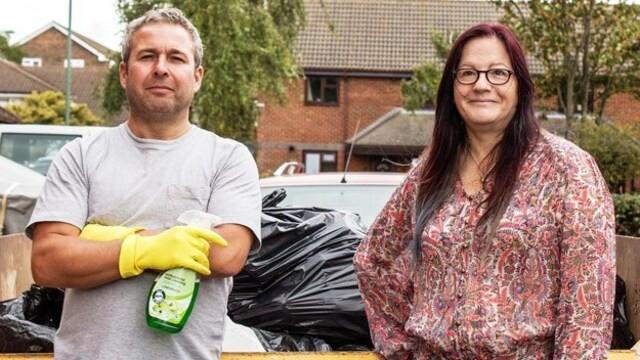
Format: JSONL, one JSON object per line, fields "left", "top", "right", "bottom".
{"left": 256, "top": 0, "right": 640, "bottom": 175}
{"left": 0, "top": 22, "right": 117, "bottom": 121}
{"left": 16, "top": 21, "right": 112, "bottom": 69}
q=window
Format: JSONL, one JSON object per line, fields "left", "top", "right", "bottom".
{"left": 305, "top": 76, "right": 339, "bottom": 105}
{"left": 303, "top": 151, "right": 337, "bottom": 173}
{"left": 21, "top": 57, "right": 42, "bottom": 67}
{"left": 64, "top": 59, "right": 86, "bottom": 68}
{"left": 0, "top": 133, "right": 80, "bottom": 174}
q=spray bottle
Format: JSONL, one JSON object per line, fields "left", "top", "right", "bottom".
{"left": 146, "top": 210, "right": 222, "bottom": 333}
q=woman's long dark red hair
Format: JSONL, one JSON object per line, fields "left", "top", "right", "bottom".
{"left": 412, "top": 23, "right": 539, "bottom": 258}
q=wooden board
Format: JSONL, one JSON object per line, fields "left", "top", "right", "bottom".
{"left": 0, "top": 351, "right": 636, "bottom": 360}
{"left": 616, "top": 235, "right": 640, "bottom": 340}
{"left": 0, "top": 233, "right": 33, "bottom": 301}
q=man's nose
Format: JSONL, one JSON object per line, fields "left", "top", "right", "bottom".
{"left": 153, "top": 57, "right": 169, "bottom": 77}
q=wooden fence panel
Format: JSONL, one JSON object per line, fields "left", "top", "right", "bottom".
{"left": 0, "top": 351, "right": 636, "bottom": 359}
{"left": 0, "top": 233, "right": 33, "bottom": 301}
{"left": 616, "top": 235, "right": 640, "bottom": 340}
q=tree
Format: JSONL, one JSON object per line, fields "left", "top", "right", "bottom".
{"left": 402, "top": 31, "right": 457, "bottom": 111}
{"left": 574, "top": 118, "right": 640, "bottom": 193}
{"left": 101, "top": 54, "right": 128, "bottom": 118}
{"left": 495, "top": 1, "right": 640, "bottom": 132}
{"left": 402, "top": 62, "right": 440, "bottom": 111}
{"left": 102, "top": 0, "right": 306, "bottom": 143}
{"left": 0, "top": 36, "right": 25, "bottom": 64}
{"left": 6, "top": 91, "right": 104, "bottom": 126}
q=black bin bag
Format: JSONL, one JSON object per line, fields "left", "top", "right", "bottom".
{"left": 611, "top": 275, "right": 635, "bottom": 349}
{"left": 228, "top": 189, "right": 373, "bottom": 349}
{"left": 0, "top": 285, "right": 63, "bottom": 353}
{"left": 253, "top": 328, "right": 333, "bottom": 351}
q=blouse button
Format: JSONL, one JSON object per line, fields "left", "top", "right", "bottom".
{"left": 454, "top": 320, "right": 461, "bottom": 327}
{"left": 456, "top": 291, "right": 463, "bottom": 299}
{"left": 462, "top": 243, "right": 469, "bottom": 249}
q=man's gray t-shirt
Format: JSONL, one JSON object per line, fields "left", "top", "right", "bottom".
{"left": 27, "top": 124, "right": 261, "bottom": 359}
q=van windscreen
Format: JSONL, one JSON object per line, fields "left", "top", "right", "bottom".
{"left": 0, "top": 133, "right": 80, "bottom": 175}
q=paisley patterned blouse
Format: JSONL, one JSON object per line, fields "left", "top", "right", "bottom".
{"left": 353, "top": 131, "right": 615, "bottom": 359}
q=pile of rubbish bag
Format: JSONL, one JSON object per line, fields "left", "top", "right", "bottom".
{"left": 228, "top": 189, "right": 372, "bottom": 350}
{"left": 0, "top": 285, "right": 63, "bottom": 352}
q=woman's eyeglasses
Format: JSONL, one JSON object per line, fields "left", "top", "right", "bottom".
{"left": 454, "top": 68, "right": 514, "bottom": 85}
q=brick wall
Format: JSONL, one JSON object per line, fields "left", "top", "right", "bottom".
{"left": 537, "top": 92, "right": 639, "bottom": 126}
{"left": 257, "top": 76, "right": 640, "bottom": 176}
{"left": 19, "top": 28, "right": 106, "bottom": 68}
{"left": 603, "top": 92, "right": 640, "bottom": 126}
{"left": 257, "top": 76, "right": 405, "bottom": 175}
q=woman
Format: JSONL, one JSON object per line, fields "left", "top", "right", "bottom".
{"left": 353, "top": 23, "right": 615, "bottom": 359}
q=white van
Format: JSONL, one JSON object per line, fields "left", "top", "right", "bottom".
{"left": 0, "top": 124, "right": 109, "bottom": 175}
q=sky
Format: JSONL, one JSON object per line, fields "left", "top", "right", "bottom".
{"left": 2, "top": 0, "right": 639, "bottom": 52}
{"left": 1, "top": 0, "right": 122, "bottom": 51}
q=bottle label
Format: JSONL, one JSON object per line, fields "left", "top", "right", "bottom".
{"left": 148, "top": 268, "right": 198, "bottom": 325}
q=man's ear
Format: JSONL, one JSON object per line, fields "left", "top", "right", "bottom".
{"left": 194, "top": 66, "right": 204, "bottom": 93}
{"left": 119, "top": 62, "right": 127, "bottom": 89}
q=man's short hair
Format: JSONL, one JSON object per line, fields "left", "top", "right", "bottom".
{"left": 121, "top": 7, "right": 204, "bottom": 68}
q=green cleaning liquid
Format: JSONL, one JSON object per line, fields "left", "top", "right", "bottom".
{"left": 146, "top": 210, "right": 222, "bottom": 333}
{"left": 146, "top": 268, "right": 200, "bottom": 333}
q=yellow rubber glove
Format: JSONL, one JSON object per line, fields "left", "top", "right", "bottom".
{"left": 80, "top": 224, "right": 144, "bottom": 242}
{"left": 119, "top": 225, "right": 227, "bottom": 278}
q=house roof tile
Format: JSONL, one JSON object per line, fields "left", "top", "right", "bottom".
{"left": 16, "top": 21, "right": 115, "bottom": 61}
{"left": 298, "top": 0, "right": 543, "bottom": 74}
{"left": 0, "top": 58, "right": 116, "bottom": 120}
{"left": 72, "top": 29, "right": 116, "bottom": 58}
{"left": 0, "top": 106, "right": 21, "bottom": 123}
{"left": 0, "top": 58, "right": 57, "bottom": 93}
{"left": 348, "top": 108, "right": 568, "bottom": 152}
{"left": 347, "top": 108, "right": 435, "bottom": 147}
{"left": 24, "top": 66, "right": 111, "bottom": 118}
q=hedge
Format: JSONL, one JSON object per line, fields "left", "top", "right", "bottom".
{"left": 613, "top": 193, "right": 640, "bottom": 237}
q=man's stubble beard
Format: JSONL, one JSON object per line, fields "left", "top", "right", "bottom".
{"left": 126, "top": 87, "right": 193, "bottom": 122}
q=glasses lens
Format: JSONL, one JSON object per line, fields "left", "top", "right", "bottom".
{"left": 487, "top": 69, "right": 511, "bottom": 85}
{"left": 456, "top": 69, "right": 478, "bottom": 84}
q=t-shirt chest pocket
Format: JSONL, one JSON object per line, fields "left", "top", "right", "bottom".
{"left": 166, "top": 184, "right": 211, "bottom": 215}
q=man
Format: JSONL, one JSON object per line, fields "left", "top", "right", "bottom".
{"left": 28, "top": 8, "right": 261, "bottom": 359}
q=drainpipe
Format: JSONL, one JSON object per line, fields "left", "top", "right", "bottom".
{"left": 64, "top": 0, "right": 73, "bottom": 125}
{"left": 341, "top": 74, "right": 349, "bottom": 171}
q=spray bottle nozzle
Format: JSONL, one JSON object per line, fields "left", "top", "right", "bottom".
{"left": 177, "top": 210, "right": 222, "bottom": 229}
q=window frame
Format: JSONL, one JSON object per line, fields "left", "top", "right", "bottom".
{"left": 302, "top": 150, "right": 338, "bottom": 173}
{"left": 21, "top": 57, "right": 43, "bottom": 67}
{"left": 64, "top": 58, "right": 86, "bottom": 68}
{"left": 304, "top": 76, "right": 339, "bottom": 106}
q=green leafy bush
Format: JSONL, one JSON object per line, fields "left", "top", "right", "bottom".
{"left": 6, "top": 91, "right": 104, "bottom": 126}
{"left": 575, "top": 120, "right": 640, "bottom": 192}
{"left": 613, "top": 193, "right": 640, "bottom": 236}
